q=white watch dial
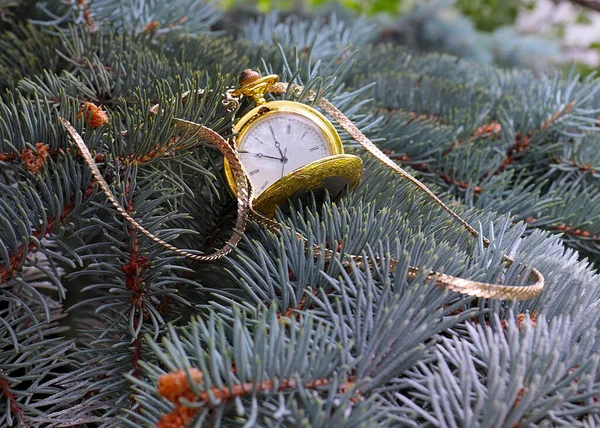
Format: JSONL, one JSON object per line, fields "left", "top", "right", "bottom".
{"left": 238, "top": 111, "right": 331, "bottom": 196}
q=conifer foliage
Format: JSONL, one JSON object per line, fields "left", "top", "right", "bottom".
{"left": 1, "top": 1, "right": 600, "bottom": 426}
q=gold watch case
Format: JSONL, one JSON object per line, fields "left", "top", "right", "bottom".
{"left": 224, "top": 100, "right": 363, "bottom": 217}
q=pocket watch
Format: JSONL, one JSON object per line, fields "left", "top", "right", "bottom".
{"left": 224, "top": 70, "right": 363, "bottom": 218}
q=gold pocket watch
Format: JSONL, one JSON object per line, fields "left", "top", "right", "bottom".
{"left": 223, "top": 70, "right": 363, "bottom": 218}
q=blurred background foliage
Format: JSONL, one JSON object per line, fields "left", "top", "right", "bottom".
{"left": 456, "top": 0, "right": 532, "bottom": 31}
{"left": 2, "top": 0, "right": 596, "bottom": 73}
{"left": 215, "top": 0, "right": 600, "bottom": 76}
{"left": 221, "top": 0, "right": 527, "bottom": 26}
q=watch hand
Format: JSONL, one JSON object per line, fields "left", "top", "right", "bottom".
{"left": 275, "top": 143, "right": 284, "bottom": 158}
{"left": 240, "top": 151, "right": 281, "bottom": 161}
{"left": 270, "top": 126, "right": 286, "bottom": 158}
{"left": 280, "top": 148, "right": 288, "bottom": 178}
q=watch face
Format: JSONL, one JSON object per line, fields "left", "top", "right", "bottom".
{"left": 238, "top": 111, "right": 332, "bottom": 196}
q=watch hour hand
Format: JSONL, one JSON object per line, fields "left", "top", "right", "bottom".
{"left": 239, "top": 151, "right": 281, "bottom": 161}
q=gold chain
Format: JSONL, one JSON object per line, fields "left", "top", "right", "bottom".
{"left": 59, "top": 82, "right": 544, "bottom": 301}
{"left": 59, "top": 117, "right": 250, "bottom": 261}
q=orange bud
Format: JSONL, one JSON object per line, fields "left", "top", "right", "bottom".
{"left": 77, "top": 102, "right": 109, "bottom": 128}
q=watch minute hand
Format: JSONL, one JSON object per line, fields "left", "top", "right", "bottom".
{"left": 269, "top": 126, "right": 285, "bottom": 157}
{"left": 269, "top": 125, "right": 277, "bottom": 142}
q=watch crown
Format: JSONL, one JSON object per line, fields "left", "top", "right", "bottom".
{"left": 239, "top": 69, "right": 261, "bottom": 86}
{"left": 232, "top": 69, "right": 279, "bottom": 105}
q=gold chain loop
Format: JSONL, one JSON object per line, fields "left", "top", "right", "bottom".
{"left": 59, "top": 117, "right": 249, "bottom": 261}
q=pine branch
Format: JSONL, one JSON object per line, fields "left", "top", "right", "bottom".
{"left": 123, "top": 308, "right": 401, "bottom": 426}
{"left": 0, "top": 259, "right": 99, "bottom": 426}
{"left": 32, "top": 0, "right": 222, "bottom": 35}
{"left": 389, "top": 314, "right": 600, "bottom": 426}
